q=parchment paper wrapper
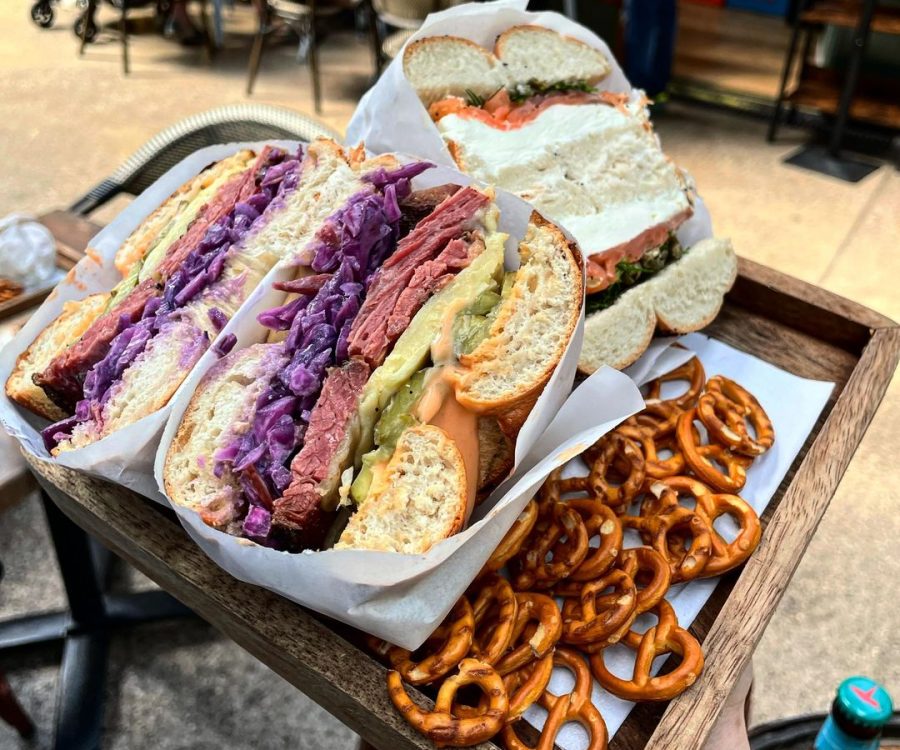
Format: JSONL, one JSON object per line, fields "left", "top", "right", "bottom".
{"left": 525, "top": 334, "right": 834, "bottom": 747}
{"left": 0, "top": 141, "right": 326, "bottom": 500}
{"left": 152, "top": 156, "right": 649, "bottom": 648}
{"left": 346, "top": 0, "right": 715, "bottom": 255}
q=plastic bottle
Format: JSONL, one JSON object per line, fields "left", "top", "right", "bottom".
{"left": 814, "top": 676, "right": 893, "bottom": 749}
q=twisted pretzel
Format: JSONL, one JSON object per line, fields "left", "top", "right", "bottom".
{"left": 622, "top": 507, "right": 712, "bottom": 583}
{"left": 639, "top": 476, "right": 711, "bottom": 518}
{"left": 637, "top": 432, "right": 686, "bottom": 479}
{"left": 503, "top": 648, "right": 608, "bottom": 750}
{"left": 513, "top": 503, "right": 589, "bottom": 590}
{"left": 590, "top": 599, "right": 704, "bottom": 702}
{"left": 388, "top": 658, "right": 508, "bottom": 747}
{"left": 562, "top": 569, "right": 637, "bottom": 648}
{"left": 494, "top": 593, "right": 562, "bottom": 675}
{"left": 567, "top": 500, "right": 622, "bottom": 582}
{"left": 503, "top": 652, "right": 555, "bottom": 723}
{"left": 582, "top": 432, "right": 646, "bottom": 509}
{"left": 616, "top": 401, "right": 682, "bottom": 441}
{"left": 387, "top": 597, "right": 474, "bottom": 685}
{"left": 695, "top": 493, "right": 761, "bottom": 577}
{"left": 471, "top": 575, "right": 518, "bottom": 666}
{"left": 481, "top": 500, "right": 539, "bottom": 576}
{"left": 677, "top": 408, "right": 750, "bottom": 493}
{"left": 699, "top": 376, "right": 774, "bottom": 457}
{"left": 645, "top": 356, "right": 706, "bottom": 410}
{"left": 616, "top": 547, "right": 671, "bottom": 615}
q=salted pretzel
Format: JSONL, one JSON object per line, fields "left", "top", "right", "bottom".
{"left": 590, "top": 599, "right": 704, "bottom": 702}
{"left": 616, "top": 401, "right": 682, "bottom": 442}
{"left": 562, "top": 569, "right": 637, "bottom": 648}
{"left": 699, "top": 375, "right": 774, "bottom": 457}
{"left": 388, "top": 658, "right": 509, "bottom": 746}
{"left": 494, "top": 592, "right": 562, "bottom": 675}
{"left": 470, "top": 575, "right": 518, "bottom": 666}
{"left": 502, "top": 652, "right": 555, "bottom": 723}
{"left": 513, "top": 502, "right": 589, "bottom": 590}
{"left": 566, "top": 500, "right": 623, "bottom": 582}
{"left": 695, "top": 493, "right": 762, "bottom": 577}
{"left": 622, "top": 507, "right": 712, "bottom": 583}
{"left": 579, "top": 432, "right": 646, "bottom": 509}
{"left": 387, "top": 597, "right": 474, "bottom": 685}
{"left": 481, "top": 500, "right": 539, "bottom": 577}
{"left": 503, "top": 648, "right": 608, "bottom": 750}
{"left": 645, "top": 356, "right": 706, "bottom": 410}
{"left": 616, "top": 547, "right": 671, "bottom": 615}
{"left": 676, "top": 407, "right": 751, "bottom": 493}
{"left": 639, "top": 476, "right": 711, "bottom": 518}
{"left": 635, "top": 431, "right": 686, "bottom": 479}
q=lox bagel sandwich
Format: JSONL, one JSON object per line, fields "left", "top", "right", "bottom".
{"left": 402, "top": 24, "right": 737, "bottom": 373}
{"left": 164, "top": 174, "right": 582, "bottom": 555}
{"left": 10, "top": 140, "right": 417, "bottom": 455}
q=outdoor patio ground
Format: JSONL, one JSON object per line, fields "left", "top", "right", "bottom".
{"left": 1, "top": 2, "right": 898, "bottom": 748}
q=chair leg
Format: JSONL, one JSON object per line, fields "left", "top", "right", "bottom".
{"left": 120, "top": 2, "right": 129, "bottom": 75}
{"left": 246, "top": 0, "right": 266, "bottom": 95}
{"left": 199, "top": 0, "right": 215, "bottom": 62}
{"left": 0, "top": 668, "right": 36, "bottom": 739}
{"left": 366, "top": 0, "right": 382, "bottom": 77}
{"left": 79, "top": 0, "right": 98, "bottom": 56}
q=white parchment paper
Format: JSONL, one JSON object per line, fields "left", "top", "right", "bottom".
{"left": 0, "top": 141, "right": 302, "bottom": 500}
{"left": 525, "top": 334, "right": 835, "bottom": 747}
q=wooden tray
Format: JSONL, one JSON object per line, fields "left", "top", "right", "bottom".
{"left": 22, "top": 257, "right": 900, "bottom": 750}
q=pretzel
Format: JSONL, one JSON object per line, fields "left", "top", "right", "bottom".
{"left": 567, "top": 500, "right": 622, "bottom": 582}
{"left": 388, "top": 658, "right": 508, "bottom": 746}
{"left": 513, "top": 502, "right": 589, "bottom": 590}
{"left": 695, "top": 493, "right": 761, "bottom": 577}
{"left": 676, "top": 408, "right": 750, "bottom": 493}
{"left": 582, "top": 432, "right": 646, "bottom": 509}
{"left": 699, "top": 376, "right": 774, "bottom": 456}
{"left": 590, "top": 599, "right": 704, "bottom": 702}
{"left": 616, "top": 547, "right": 671, "bottom": 615}
{"left": 637, "top": 432, "right": 686, "bottom": 479}
{"left": 494, "top": 593, "right": 562, "bottom": 675}
{"left": 502, "top": 652, "right": 555, "bottom": 722}
{"left": 639, "top": 476, "right": 711, "bottom": 518}
{"left": 645, "top": 356, "right": 706, "bottom": 410}
{"left": 562, "top": 569, "right": 637, "bottom": 648}
{"left": 503, "top": 648, "right": 608, "bottom": 750}
{"left": 387, "top": 597, "right": 474, "bottom": 685}
{"left": 616, "top": 401, "right": 682, "bottom": 441}
{"left": 622, "top": 507, "right": 712, "bottom": 583}
{"left": 481, "top": 500, "right": 539, "bottom": 576}
{"left": 471, "top": 575, "right": 518, "bottom": 665}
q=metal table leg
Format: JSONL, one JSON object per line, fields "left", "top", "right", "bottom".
{"left": 0, "top": 488, "right": 196, "bottom": 749}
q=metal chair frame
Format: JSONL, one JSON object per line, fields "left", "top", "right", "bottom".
{"left": 70, "top": 103, "right": 341, "bottom": 217}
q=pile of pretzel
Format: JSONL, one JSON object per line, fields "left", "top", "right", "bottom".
{"left": 376, "top": 358, "right": 774, "bottom": 748}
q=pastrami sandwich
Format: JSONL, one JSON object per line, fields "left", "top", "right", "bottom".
{"left": 402, "top": 24, "right": 737, "bottom": 373}
{"left": 10, "top": 139, "right": 412, "bottom": 455}
{"left": 164, "top": 178, "right": 582, "bottom": 555}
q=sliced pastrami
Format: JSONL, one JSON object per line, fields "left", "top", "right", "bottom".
{"left": 270, "top": 359, "right": 370, "bottom": 550}
{"left": 36, "top": 146, "right": 288, "bottom": 413}
{"left": 347, "top": 186, "right": 490, "bottom": 368}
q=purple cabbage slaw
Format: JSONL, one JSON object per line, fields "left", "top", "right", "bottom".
{"left": 41, "top": 147, "right": 303, "bottom": 452}
{"left": 215, "top": 161, "right": 433, "bottom": 543}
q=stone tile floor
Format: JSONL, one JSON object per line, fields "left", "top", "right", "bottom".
{"left": 1, "top": 1, "right": 898, "bottom": 748}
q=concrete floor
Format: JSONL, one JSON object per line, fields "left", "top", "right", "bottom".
{"left": 1, "top": 1, "right": 898, "bottom": 748}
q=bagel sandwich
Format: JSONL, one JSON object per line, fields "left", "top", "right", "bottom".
{"left": 27, "top": 139, "right": 413, "bottom": 454}
{"left": 164, "top": 180, "right": 582, "bottom": 555}
{"left": 402, "top": 25, "right": 737, "bottom": 373}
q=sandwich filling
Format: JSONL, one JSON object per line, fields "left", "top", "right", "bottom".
{"left": 36, "top": 147, "right": 284, "bottom": 412}
{"left": 429, "top": 86, "right": 693, "bottom": 306}
{"left": 41, "top": 147, "right": 301, "bottom": 452}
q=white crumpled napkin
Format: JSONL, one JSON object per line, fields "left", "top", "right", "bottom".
{"left": 0, "top": 214, "right": 57, "bottom": 289}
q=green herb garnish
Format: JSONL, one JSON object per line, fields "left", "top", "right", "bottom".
{"left": 508, "top": 78, "right": 596, "bottom": 103}
{"left": 585, "top": 235, "right": 684, "bottom": 316}
{"left": 464, "top": 88, "right": 485, "bottom": 107}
